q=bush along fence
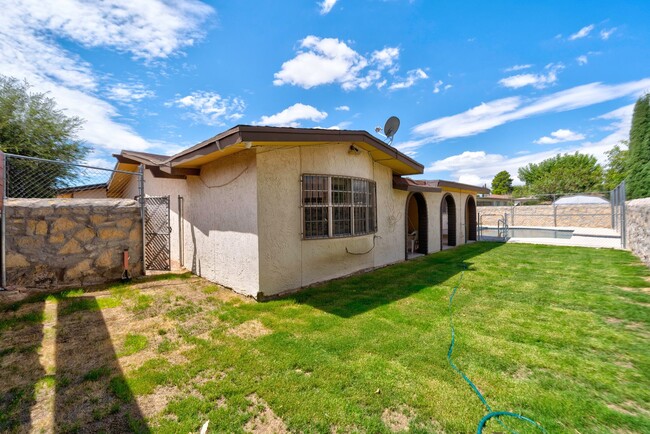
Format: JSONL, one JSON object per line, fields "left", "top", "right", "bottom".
{"left": 0, "top": 152, "right": 145, "bottom": 290}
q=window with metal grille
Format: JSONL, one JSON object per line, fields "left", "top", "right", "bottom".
{"left": 302, "top": 174, "right": 377, "bottom": 239}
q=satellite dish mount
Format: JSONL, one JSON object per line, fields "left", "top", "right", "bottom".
{"left": 376, "top": 116, "right": 400, "bottom": 145}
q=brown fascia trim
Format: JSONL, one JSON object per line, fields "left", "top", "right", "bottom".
{"left": 166, "top": 125, "right": 424, "bottom": 173}
{"left": 431, "top": 180, "right": 490, "bottom": 194}
{"left": 392, "top": 176, "right": 442, "bottom": 193}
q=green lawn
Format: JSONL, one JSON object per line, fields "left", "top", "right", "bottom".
{"left": 1, "top": 242, "right": 649, "bottom": 433}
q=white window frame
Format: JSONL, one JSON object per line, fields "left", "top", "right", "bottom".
{"left": 301, "top": 174, "right": 377, "bottom": 240}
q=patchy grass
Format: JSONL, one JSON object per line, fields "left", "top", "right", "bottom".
{"left": 1, "top": 243, "right": 649, "bottom": 433}
{"left": 120, "top": 334, "right": 149, "bottom": 357}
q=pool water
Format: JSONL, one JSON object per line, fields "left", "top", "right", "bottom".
{"left": 479, "top": 227, "right": 574, "bottom": 239}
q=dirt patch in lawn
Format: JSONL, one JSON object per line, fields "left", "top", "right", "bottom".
{"left": 245, "top": 393, "right": 288, "bottom": 434}
{"left": 381, "top": 406, "right": 415, "bottom": 432}
{"left": 136, "top": 385, "right": 182, "bottom": 418}
{"left": 618, "top": 286, "right": 650, "bottom": 294}
{"left": 227, "top": 320, "right": 271, "bottom": 340}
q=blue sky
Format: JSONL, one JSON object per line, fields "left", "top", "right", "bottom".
{"left": 2, "top": 0, "right": 649, "bottom": 186}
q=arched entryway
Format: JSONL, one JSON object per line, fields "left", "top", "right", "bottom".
{"left": 441, "top": 194, "right": 457, "bottom": 248}
{"left": 405, "top": 193, "right": 428, "bottom": 258}
{"left": 465, "top": 196, "right": 477, "bottom": 242}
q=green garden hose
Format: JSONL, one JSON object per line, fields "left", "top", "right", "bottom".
{"left": 447, "top": 265, "right": 547, "bottom": 434}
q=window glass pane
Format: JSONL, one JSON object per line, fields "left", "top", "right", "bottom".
{"left": 331, "top": 177, "right": 351, "bottom": 204}
{"left": 354, "top": 207, "right": 368, "bottom": 234}
{"left": 304, "top": 206, "right": 328, "bottom": 238}
{"left": 353, "top": 179, "right": 369, "bottom": 205}
{"left": 332, "top": 206, "right": 351, "bottom": 236}
{"left": 303, "top": 175, "right": 328, "bottom": 205}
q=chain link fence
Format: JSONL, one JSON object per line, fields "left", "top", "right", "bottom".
{"left": 477, "top": 184, "right": 626, "bottom": 249}
{"left": 1, "top": 152, "right": 145, "bottom": 288}
{"left": 4, "top": 153, "right": 141, "bottom": 199}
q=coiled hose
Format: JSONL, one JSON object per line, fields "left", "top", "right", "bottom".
{"left": 447, "top": 265, "right": 547, "bottom": 434}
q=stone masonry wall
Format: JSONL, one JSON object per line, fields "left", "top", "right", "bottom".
{"left": 478, "top": 204, "right": 612, "bottom": 228}
{"left": 626, "top": 198, "right": 650, "bottom": 267}
{"left": 5, "top": 198, "right": 143, "bottom": 288}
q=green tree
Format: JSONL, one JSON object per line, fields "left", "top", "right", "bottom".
{"left": 604, "top": 142, "right": 629, "bottom": 190}
{"left": 518, "top": 152, "right": 604, "bottom": 195}
{"left": 626, "top": 94, "right": 650, "bottom": 199}
{"left": 0, "top": 75, "right": 87, "bottom": 197}
{"left": 491, "top": 170, "right": 513, "bottom": 194}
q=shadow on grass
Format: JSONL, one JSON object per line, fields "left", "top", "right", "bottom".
{"left": 55, "top": 296, "right": 149, "bottom": 433}
{"left": 0, "top": 301, "right": 45, "bottom": 432}
{"left": 289, "top": 242, "right": 503, "bottom": 318}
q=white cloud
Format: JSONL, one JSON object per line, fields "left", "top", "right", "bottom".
{"left": 167, "top": 91, "right": 245, "bottom": 126}
{"left": 107, "top": 82, "right": 155, "bottom": 103}
{"left": 576, "top": 55, "right": 588, "bottom": 66}
{"left": 319, "top": 0, "right": 338, "bottom": 14}
{"left": 409, "top": 78, "right": 650, "bottom": 148}
{"left": 273, "top": 36, "right": 405, "bottom": 90}
{"left": 505, "top": 64, "right": 533, "bottom": 72}
{"left": 0, "top": 0, "right": 213, "bottom": 153}
{"left": 371, "top": 47, "right": 400, "bottom": 70}
{"left": 499, "top": 63, "right": 563, "bottom": 89}
{"left": 534, "top": 129, "right": 585, "bottom": 144}
{"left": 335, "top": 105, "right": 350, "bottom": 111}
{"left": 600, "top": 28, "right": 616, "bottom": 40}
{"left": 11, "top": 0, "right": 214, "bottom": 61}
{"left": 569, "top": 24, "right": 595, "bottom": 41}
{"left": 432, "top": 80, "right": 452, "bottom": 94}
{"left": 389, "top": 68, "right": 428, "bottom": 90}
{"left": 424, "top": 104, "right": 635, "bottom": 185}
{"left": 255, "top": 103, "right": 328, "bottom": 127}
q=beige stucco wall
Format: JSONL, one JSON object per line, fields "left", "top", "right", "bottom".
{"left": 257, "top": 144, "right": 411, "bottom": 297}
{"left": 136, "top": 151, "right": 259, "bottom": 297}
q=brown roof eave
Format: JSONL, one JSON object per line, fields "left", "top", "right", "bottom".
{"left": 165, "top": 125, "right": 423, "bottom": 174}
{"left": 434, "top": 180, "right": 490, "bottom": 194}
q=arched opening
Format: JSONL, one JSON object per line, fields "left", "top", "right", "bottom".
{"left": 405, "top": 193, "right": 428, "bottom": 259}
{"left": 441, "top": 194, "right": 457, "bottom": 248}
{"left": 465, "top": 196, "right": 477, "bottom": 242}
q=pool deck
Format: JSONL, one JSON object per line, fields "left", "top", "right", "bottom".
{"left": 483, "top": 226, "right": 624, "bottom": 249}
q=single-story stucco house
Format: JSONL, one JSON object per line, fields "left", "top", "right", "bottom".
{"left": 109, "top": 125, "right": 488, "bottom": 299}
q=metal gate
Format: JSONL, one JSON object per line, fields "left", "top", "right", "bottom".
{"left": 144, "top": 196, "right": 171, "bottom": 270}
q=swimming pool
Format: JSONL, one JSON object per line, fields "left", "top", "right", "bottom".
{"left": 479, "top": 227, "right": 574, "bottom": 239}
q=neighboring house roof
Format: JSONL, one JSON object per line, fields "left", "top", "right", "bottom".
{"left": 478, "top": 194, "right": 512, "bottom": 200}
{"left": 56, "top": 183, "right": 107, "bottom": 194}
{"left": 553, "top": 195, "right": 609, "bottom": 205}
{"left": 115, "top": 125, "right": 424, "bottom": 177}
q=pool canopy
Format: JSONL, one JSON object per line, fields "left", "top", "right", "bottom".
{"left": 553, "top": 195, "right": 609, "bottom": 205}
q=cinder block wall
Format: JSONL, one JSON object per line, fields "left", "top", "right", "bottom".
{"left": 4, "top": 198, "right": 143, "bottom": 288}
{"left": 477, "top": 204, "right": 612, "bottom": 228}
{"left": 626, "top": 198, "right": 650, "bottom": 267}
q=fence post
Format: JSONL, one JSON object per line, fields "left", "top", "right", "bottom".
{"left": 621, "top": 181, "right": 626, "bottom": 249}
{"left": 139, "top": 164, "right": 146, "bottom": 275}
{"left": 1, "top": 152, "right": 5, "bottom": 289}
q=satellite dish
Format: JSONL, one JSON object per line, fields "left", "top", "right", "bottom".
{"left": 383, "top": 116, "right": 400, "bottom": 143}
